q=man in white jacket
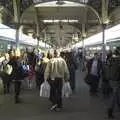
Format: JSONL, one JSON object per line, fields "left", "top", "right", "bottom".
{"left": 44, "top": 50, "right": 69, "bottom": 111}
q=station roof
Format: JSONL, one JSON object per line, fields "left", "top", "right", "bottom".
{"left": 0, "top": 0, "right": 120, "bottom": 48}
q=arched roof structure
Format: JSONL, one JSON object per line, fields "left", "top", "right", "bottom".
{"left": 0, "top": 0, "right": 120, "bottom": 47}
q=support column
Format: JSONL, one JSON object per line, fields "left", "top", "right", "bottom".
{"left": 81, "top": 24, "right": 86, "bottom": 59}
{"left": 35, "top": 8, "right": 40, "bottom": 49}
{"left": 102, "top": 24, "right": 107, "bottom": 62}
{"left": 101, "top": 0, "right": 109, "bottom": 62}
{"left": 15, "top": 24, "right": 20, "bottom": 48}
{"left": 44, "top": 31, "right": 47, "bottom": 49}
{"left": 37, "top": 36, "right": 39, "bottom": 48}
{"left": 36, "top": 23, "right": 40, "bottom": 48}
{"left": 13, "top": 0, "right": 21, "bottom": 49}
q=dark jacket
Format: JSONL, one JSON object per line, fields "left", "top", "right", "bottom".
{"left": 86, "top": 58, "right": 102, "bottom": 78}
{"left": 8, "top": 57, "right": 25, "bottom": 81}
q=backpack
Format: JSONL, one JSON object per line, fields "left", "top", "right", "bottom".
{"left": 19, "top": 63, "right": 29, "bottom": 78}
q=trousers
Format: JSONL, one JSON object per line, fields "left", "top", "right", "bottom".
{"left": 14, "top": 81, "right": 22, "bottom": 100}
{"left": 49, "top": 78, "right": 63, "bottom": 108}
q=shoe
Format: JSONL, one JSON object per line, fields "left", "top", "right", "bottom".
{"left": 108, "top": 108, "right": 114, "bottom": 119}
{"left": 50, "top": 104, "right": 57, "bottom": 111}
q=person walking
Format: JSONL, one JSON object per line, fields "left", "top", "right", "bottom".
{"left": 86, "top": 53, "right": 102, "bottom": 95}
{"left": 44, "top": 50, "right": 69, "bottom": 111}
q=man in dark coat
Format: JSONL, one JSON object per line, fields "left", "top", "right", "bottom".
{"left": 86, "top": 53, "right": 102, "bottom": 95}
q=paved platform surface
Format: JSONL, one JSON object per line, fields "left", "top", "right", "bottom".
{"left": 0, "top": 70, "right": 120, "bottom": 120}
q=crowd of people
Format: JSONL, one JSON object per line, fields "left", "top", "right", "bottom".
{"left": 0, "top": 46, "right": 120, "bottom": 118}
{"left": 0, "top": 48, "right": 77, "bottom": 110}
{"left": 84, "top": 47, "right": 120, "bottom": 118}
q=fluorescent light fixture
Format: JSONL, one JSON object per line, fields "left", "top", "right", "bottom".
{"left": 43, "top": 19, "right": 78, "bottom": 23}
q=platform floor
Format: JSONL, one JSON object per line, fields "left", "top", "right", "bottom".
{"left": 0, "top": 69, "right": 120, "bottom": 120}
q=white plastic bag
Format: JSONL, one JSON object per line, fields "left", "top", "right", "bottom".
{"left": 62, "top": 82, "right": 72, "bottom": 98}
{"left": 5, "top": 64, "right": 13, "bottom": 75}
{"left": 40, "top": 81, "right": 50, "bottom": 98}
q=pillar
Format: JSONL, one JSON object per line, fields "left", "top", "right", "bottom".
{"left": 37, "top": 36, "right": 39, "bottom": 48}
{"left": 102, "top": 24, "right": 107, "bottom": 62}
{"left": 36, "top": 23, "right": 40, "bottom": 48}
{"left": 13, "top": 0, "right": 21, "bottom": 49}
{"left": 44, "top": 31, "right": 47, "bottom": 49}
{"left": 35, "top": 8, "right": 40, "bottom": 49}
{"left": 81, "top": 24, "right": 86, "bottom": 59}
{"left": 101, "top": 0, "right": 109, "bottom": 62}
{"left": 15, "top": 24, "right": 20, "bottom": 48}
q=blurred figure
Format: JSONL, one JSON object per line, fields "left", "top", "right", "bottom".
{"left": 35, "top": 52, "right": 49, "bottom": 90}
{"left": 108, "top": 47, "right": 120, "bottom": 118}
{"left": 44, "top": 50, "right": 69, "bottom": 111}
{"left": 27, "top": 65, "right": 34, "bottom": 89}
{"left": 107, "top": 50, "right": 113, "bottom": 63}
{"left": 0, "top": 53, "right": 11, "bottom": 94}
{"left": 86, "top": 53, "right": 102, "bottom": 95}
{"left": 47, "top": 51, "right": 52, "bottom": 59}
{"left": 8, "top": 50, "right": 27, "bottom": 104}
{"left": 65, "top": 52, "right": 77, "bottom": 92}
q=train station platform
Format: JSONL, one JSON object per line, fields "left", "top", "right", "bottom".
{"left": 0, "top": 69, "right": 120, "bottom": 120}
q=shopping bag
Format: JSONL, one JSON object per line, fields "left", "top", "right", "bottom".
{"left": 5, "top": 64, "right": 13, "bottom": 75}
{"left": 62, "top": 82, "right": 72, "bottom": 98}
{"left": 40, "top": 81, "right": 50, "bottom": 98}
